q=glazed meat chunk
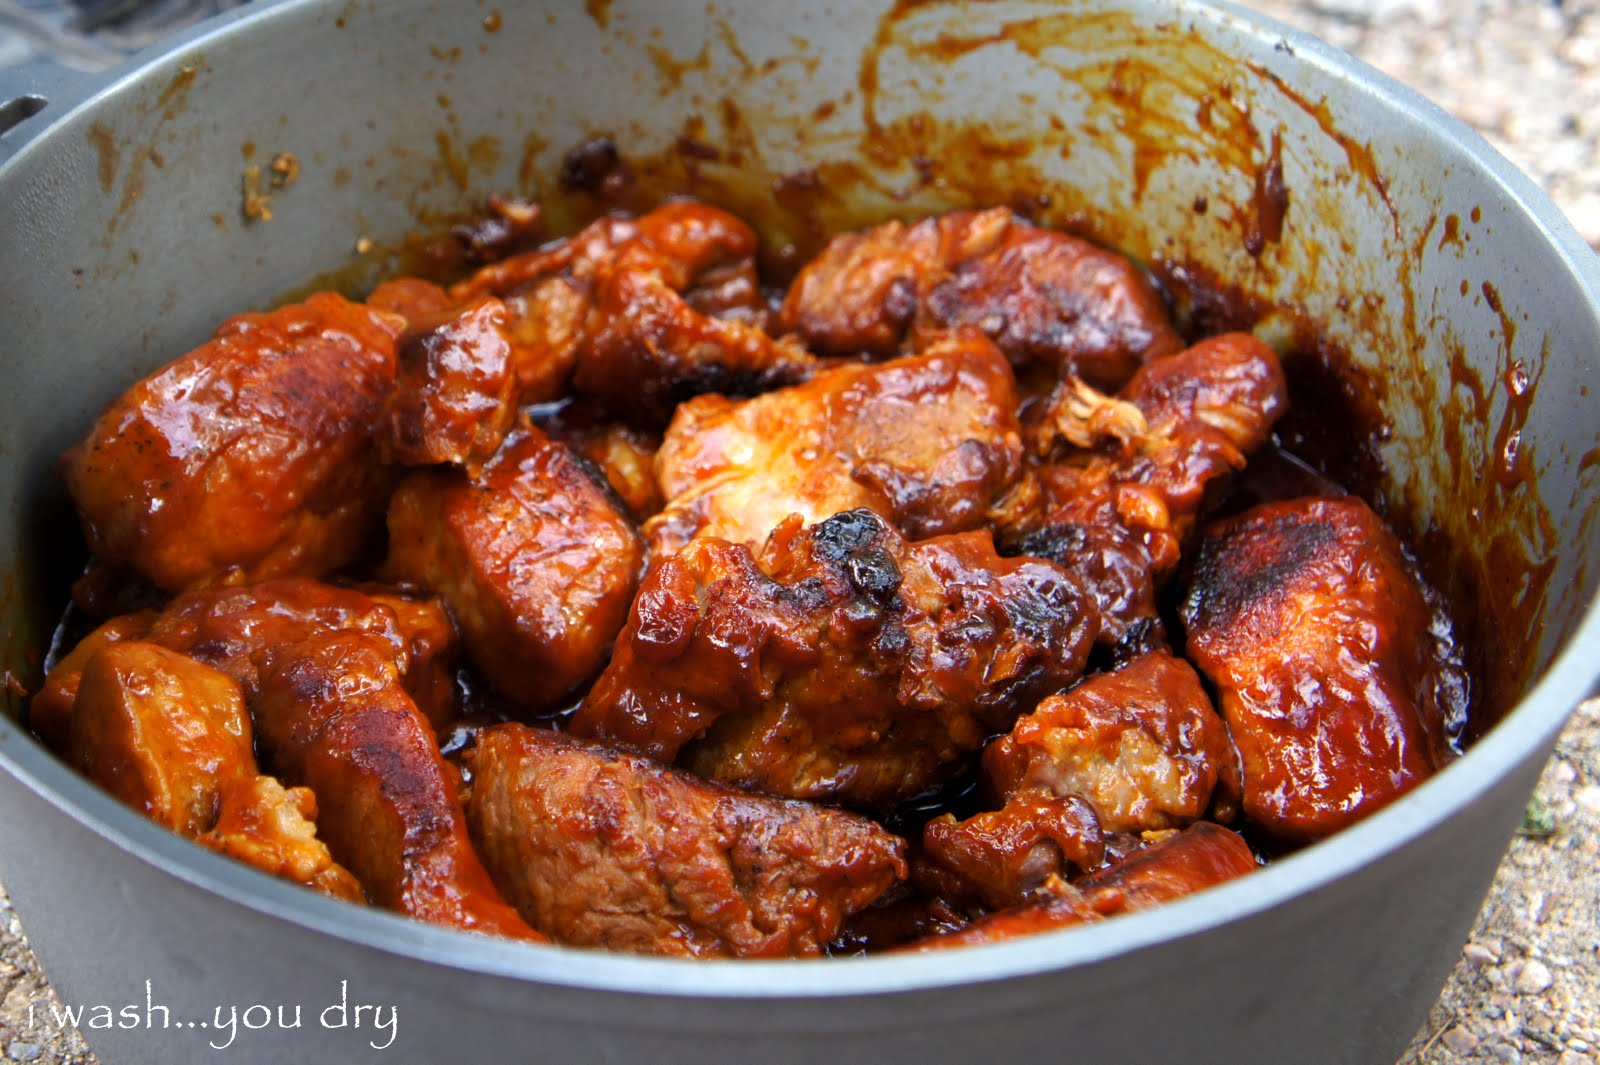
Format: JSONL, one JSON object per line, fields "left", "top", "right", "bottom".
{"left": 779, "top": 207, "right": 1180, "bottom": 387}
{"left": 466, "top": 725, "right": 907, "bottom": 957}
{"left": 535, "top": 400, "right": 665, "bottom": 521}
{"left": 251, "top": 631, "right": 542, "bottom": 940}
{"left": 571, "top": 509, "right": 1099, "bottom": 810}
{"left": 1000, "top": 332, "right": 1287, "bottom": 650}
{"left": 63, "top": 292, "right": 401, "bottom": 592}
{"left": 378, "top": 297, "right": 520, "bottom": 474}
{"left": 984, "top": 651, "right": 1239, "bottom": 833}
{"left": 918, "top": 652, "right": 1235, "bottom": 909}
{"left": 385, "top": 428, "right": 644, "bottom": 715}
{"left": 910, "top": 821, "right": 1257, "bottom": 950}
{"left": 35, "top": 579, "right": 460, "bottom": 741}
{"left": 1181, "top": 496, "right": 1458, "bottom": 842}
{"left": 69, "top": 641, "right": 362, "bottom": 899}
{"left": 646, "top": 332, "right": 1024, "bottom": 555}
{"left": 452, "top": 201, "right": 813, "bottom": 426}
{"left": 70, "top": 642, "right": 254, "bottom": 836}
{"left": 574, "top": 200, "right": 815, "bottom": 425}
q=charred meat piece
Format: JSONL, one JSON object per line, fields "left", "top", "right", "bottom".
{"left": 63, "top": 292, "right": 401, "bottom": 593}
{"left": 466, "top": 724, "right": 907, "bottom": 957}
{"left": 571, "top": 509, "right": 1098, "bottom": 811}
{"left": 646, "top": 332, "right": 1024, "bottom": 555}
{"left": 385, "top": 428, "right": 644, "bottom": 716}
{"left": 378, "top": 297, "right": 520, "bottom": 474}
{"left": 70, "top": 642, "right": 254, "bottom": 836}
{"left": 251, "top": 631, "right": 542, "bottom": 940}
{"left": 999, "top": 332, "right": 1287, "bottom": 649}
{"left": 199, "top": 774, "right": 365, "bottom": 902}
{"left": 779, "top": 207, "right": 1180, "bottom": 387}
{"left": 1181, "top": 496, "right": 1458, "bottom": 842}
{"left": 574, "top": 200, "right": 815, "bottom": 425}
{"left": 909, "top": 821, "right": 1257, "bottom": 950}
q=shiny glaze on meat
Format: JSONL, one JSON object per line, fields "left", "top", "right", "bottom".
{"left": 1182, "top": 496, "right": 1458, "bottom": 842}
{"left": 572, "top": 509, "right": 1098, "bottom": 811}
{"left": 63, "top": 292, "right": 401, "bottom": 593}
{"left": 467, "top": 724, "right": 906, "bottom": 957}
{"left": 251, "top": 631, "right": 542, "bottom": 940}
{"left": 646, "top": 332, "right": 1024, "bottom": 555}
{"left": 385, "top": 427, "right": 643, "bottom": 716}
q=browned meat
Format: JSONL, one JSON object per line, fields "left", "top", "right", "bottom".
{"left": 779, "top": 207, "right": 1180, "bottom": 387}
{"left": 36, "top": 580, "right": 460, "bottom": 740}
{"left": 536, "top": 401, "right": 665, "bottom": 521}
{"left": 908, "top": 821, "right": 1257, "bottom": 950}
{"left": 69, "top": 642, "right": 254, "bottom": 836}
{"left": 31, "top": 610, "right": 155, "bottom": 752}
{"left": 645, "top": 332, "right": 1024, "bottom": 555}
{"left": 62, "top": 292, "right": 401, "bottom": 593}
{"left": 385, "top": 428, "right": 643, "bottom": 715}
{"left": 378, "top": 297, "right": 520, "bottom": 474}
{"left": 571, "top": 509, "right": 1098, "bottom": 810}
{"left": 466, "top": 724, "right": 907, "bottom": 957}
{"left": 251, "top": 631, "right": 542, "bottom": 940}
{"left": 998, "top": 332, "right": 1287, "bottom": 650}
{"left": 575, "top": 201, "right": 815, "bottom": 424}
{"left": 1181, "top": 496, "right": 1458, "bottom": 843}
{"left": 985, "top": 651, "right": 1239, "bottom": 832}
{"left": 199, "top": 774, "right": 365, "bottom": 902}
{"left": 366, "top": 277, "right": 454, "bottom": 323}
{"left": 919, "top": 793, "right": 1106, "bottom": 912}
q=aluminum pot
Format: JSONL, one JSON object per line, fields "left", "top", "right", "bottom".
{"left": 0, "top": 2, "right": 1597, "bottom": 1062}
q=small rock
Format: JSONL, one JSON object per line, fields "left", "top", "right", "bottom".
{"left": 1465, "top": 942, "right": 1500, "bottom": 966}
{"left": 1574, "top": 786, "right": 1600, "bottom": 813}
{"left": 1443, "top": 1026, "right": 1481, "bottom": 1055}
{"left": 1557, "top": 1052, "right": 1595, "bottom": 1065}
{"left": 1515, "top": 959, "right": 1554, "bottom": 996}
{"left": 5, "top": 1044, "right": 40, "bottom": 1063}
{"left": 1493, "top": 1042, "right": 1523, "bottom": 1064}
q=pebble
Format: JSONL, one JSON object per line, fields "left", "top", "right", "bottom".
{"left": 1514, "top": 959, "right": 1554, "bottom": 996}
{"left": 1558, "top": 1052, "right": 1596, "bottom": 1065}
{"left": 5, "top": 1044, "right": 39, "bottom": 1063}
{"left": 1575, "top": 787, "right": 1600, "bottom": 813}
{"left": 1465, "top": 942, "right": 1500, "bottom": 966}
{"left": 1442, "top": 1027, "right": 1481, "bottom": 1055}
{"left": 1493, "top": 1042, "right": 1523, "bottom": 1064}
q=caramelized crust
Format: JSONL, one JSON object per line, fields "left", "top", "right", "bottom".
{"left": 31, "top": 611, "right": 156, "bottom": 753}
{"left": 919, "top": 793, "right": 1106, "bottom": 912}
{"left": 572, "top": 509, "right": 1098, "bottom": 810}
{"left": 466, "top": 724, "right": 907, "bottom": 957}
{"left": 63, "top": 292, "right": 401, "bottom": 593}
{"left": 251, "top": 631, "right": 542, "bottom": 939}
{"left": 378, "top": 297, "right": 520, "bottom": 474}
{"left": 999, "top": 332, "right": 1287, "bottom": 649}
{"left": 779, "top": 207, "right": 1180, "bottom": 387}
{"left": 385, "top": 428, "right": 644, "bottom": 715}
{"left": 646, "top": 333, "right": 1024, "bottom": 555}
{"left": 1181, "top": 496, "right": 1454, "bottom": 842}
{"left": 909, "top": 821, "right": 1257, "bottom": 950}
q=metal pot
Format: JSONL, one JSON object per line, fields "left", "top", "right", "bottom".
{"left": 0, "top": 2, "right": 1596, "bottom": 1062}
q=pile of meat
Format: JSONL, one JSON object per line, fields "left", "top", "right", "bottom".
{"left": 34, "top": 198, "right": 1467, "bottom": 957}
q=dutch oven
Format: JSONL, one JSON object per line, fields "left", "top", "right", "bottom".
{"left": 0, "top": 1, "right": 1596, "bottom": 1062}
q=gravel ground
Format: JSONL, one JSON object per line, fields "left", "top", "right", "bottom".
{"left": 0, "top": 2, "right": 1596, "bottom": 1063}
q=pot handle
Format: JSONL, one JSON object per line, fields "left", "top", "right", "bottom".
{"left": 0, "top": 1, "right": 121, "bottom": 167}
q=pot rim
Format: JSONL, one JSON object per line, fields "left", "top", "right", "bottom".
{"left": 1, "top": 0, "right": 1597, "bottom": 1001}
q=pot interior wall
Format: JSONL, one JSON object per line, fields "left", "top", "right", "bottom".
{"left": 1, "top": 0, "right": 1596, "bottom": 735}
